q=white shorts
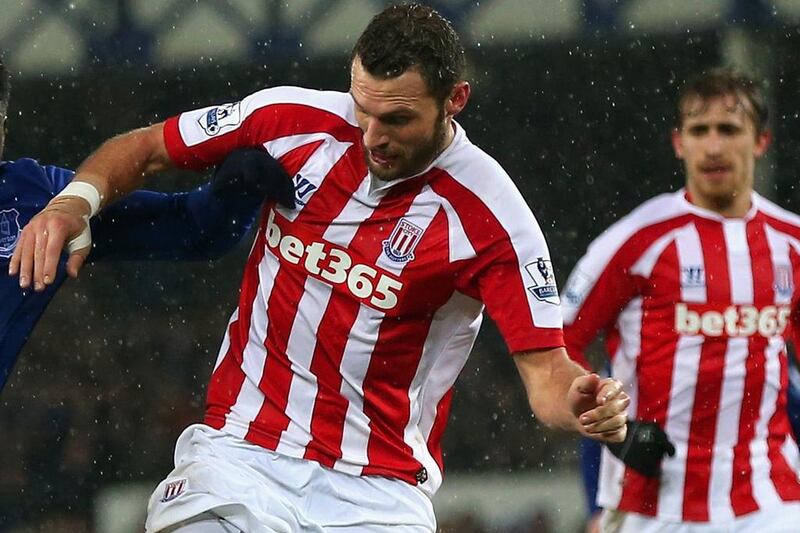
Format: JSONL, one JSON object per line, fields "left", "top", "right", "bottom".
{"left": 145, "top": 424, "right": 436, "bottom": 533}
{"left": 601, "top": 503, "right": 800, "bottom": 533}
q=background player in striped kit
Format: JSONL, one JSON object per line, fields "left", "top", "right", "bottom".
{"left": 563, "top": 68, "right": 800, "bottom": 532}
{"left": 11, "top": 4, "right": 629, "bottom": 532}
{"left": 0, "top": 56, "right": 295, "bottom": 391}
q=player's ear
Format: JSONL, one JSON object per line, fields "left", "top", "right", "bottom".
{"left": 671, "top": 128, "right": 684, "bottom": 159}
{"left": 754, "top": 129, "right": 772, "bottom": 158}
{"left": 444, "top": 81, "right": 470, "bottom": 118}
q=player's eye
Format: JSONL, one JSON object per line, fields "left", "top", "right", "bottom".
{"left": 380, "top": 113, "right": 414, "bottom": 126}
{"left": 717, "top": 124, "right": 741, "bottom": 136}
{"left": 688, "top": 125, "right": 709, "bottom": 136}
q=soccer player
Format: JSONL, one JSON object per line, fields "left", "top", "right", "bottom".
{"left": 0, "top": 58, "right": 294, "bottom": 391}
{"left": 563, "top": 68, "right": 800, "bottom": 532}
{"left": 12, "top": 5, "right": 629, "bottom": 532}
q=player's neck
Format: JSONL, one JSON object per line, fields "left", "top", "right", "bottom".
{"left": 685, "top": 186, "right": 752, "bottom": 218}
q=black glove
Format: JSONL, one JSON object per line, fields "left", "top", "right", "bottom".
{"left": 211, "top": 148, "right": 296, "bottom": 209}
{"left": 606, "top": 419, "right": 676, "bottom": 478}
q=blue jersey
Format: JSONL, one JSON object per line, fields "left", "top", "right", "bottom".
{"left": 0, "top": 158, "right": 263, "bottom": 390}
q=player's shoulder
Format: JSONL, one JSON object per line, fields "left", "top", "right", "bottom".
{"left": 0, "top": 158, "right": 73, "bottom": 199}
{"left": 242, "top": 85, "right": 356, "bottom": 126}
{"left": 434, "top": 123, "right": 529, "bottom": 213}
{"left": 755, "top": 192, "right": 800, "bottom": 229}
{"left": 1, "top": 158, "right": 47, "bottom": 178}
{"left": 588, "top": 190, "right": 690, "bottom": 253}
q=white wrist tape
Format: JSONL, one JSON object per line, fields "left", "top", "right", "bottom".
{"left": 66, "top": 215, "right": 92, "bottom": 253}
{"left": 54, "top": 181, "right": 103, "bottom": 217}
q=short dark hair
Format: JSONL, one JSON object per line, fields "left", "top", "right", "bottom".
{"left": 352, "top": 3, "right": 465, "bottom": 102}
{"left": 0, "top": 56, "right": 9, "bottom": 118}
{"left": 676, "top": 68, "right": 768, "bottom": 135}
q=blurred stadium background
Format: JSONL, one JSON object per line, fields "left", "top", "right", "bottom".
{"left": 2, "top": 1, "right": 800, "bottom": 531}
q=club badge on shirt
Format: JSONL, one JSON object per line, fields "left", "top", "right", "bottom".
{"left": 0, "top": 209, "right": 21, "bottom": 258}
{"left": 383, "top": 218, "right": 424, "bottom": 263}
{"left": 774, "top": 264, "right": 794, "bottom": 299}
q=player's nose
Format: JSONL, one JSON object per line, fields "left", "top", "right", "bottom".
{"left": 362, "top": 118, "right": 389, "bottom": 150}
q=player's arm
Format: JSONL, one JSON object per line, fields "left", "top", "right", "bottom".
{"left": 565, "top": 229, "right": 679, "bottom": 476}
{"left": 513, "top": 347, "right": 628, "bottom": 443}
{"left": 90, "top": 148, "right": 294, "bottom": 261}
{"left": 9, "top": 123, "right": 170, "bottom": 288}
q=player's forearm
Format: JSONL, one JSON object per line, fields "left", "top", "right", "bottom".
{"left": 73, "top": 123, "right": 172, "bottom": 208}
{"left": 515, "top": 347, "right": 587, "bottom": 431}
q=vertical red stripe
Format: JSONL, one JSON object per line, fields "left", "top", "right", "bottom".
{"left": 302, "top": 297, "right": 360, "bottom": 467}
{"left": 359, "top": 209, "right": 455, "bottom": 482}
{"left": 245, "top": 148, "right": 366, "bottom": 447}
{"left": 729, "top": 220, "right": 770, "bottom": 515}
{"left": 204, "top": 218, "right": 268, "bottom": 427}
{"left": 427, "top": 389, "right": 453, "bottom": 472}
{"left": 617, "top": 242, "right": 682, "bottom": 516}
{"left": 682, "top": 222, "right": 729, "bottom": 522}
{"left": 360, "top": 313, "right": 434, "bottom": 481}
{"left": 303, "top": 179, "right": 429, "bottom": 472}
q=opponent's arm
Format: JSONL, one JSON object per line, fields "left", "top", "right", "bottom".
{"left": 9, "top": 123, "right": 169, "bottom": 288}
{"left": 91, "top": 148, "right": 294, "bottom": 261}
{"left": 513, "top": 347, "right": 628, "bottom": 442}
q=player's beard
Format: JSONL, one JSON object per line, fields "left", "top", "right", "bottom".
{"left": 365, "top": 109, "right": 448, "bottom": 181}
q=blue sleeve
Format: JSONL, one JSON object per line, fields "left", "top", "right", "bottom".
{"left": 43, "top": 165, "right": 75, "bottom": 193}
{"left": 580, "top": 437, "right": 602, "bottom": 516}
{"left": 90, "top": 182, "right": 262, "bottom": 262}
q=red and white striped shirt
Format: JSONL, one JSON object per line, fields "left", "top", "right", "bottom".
{"left": 163, "top": 86, "right": 563, "bottom": 495}
{"left": 563, "top": 190, "right": 800, "bottom": 523}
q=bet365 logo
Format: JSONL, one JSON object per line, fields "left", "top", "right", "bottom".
{"left": 265, "top": 210, "right": 403, "bottom": 310}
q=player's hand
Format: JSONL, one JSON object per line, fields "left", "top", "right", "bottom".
{"left": 211, "top": 148, "right": 295, "bottom": 208}
{"left": 568, "top": 373, "right": 629, "bottom": 443}
{"left": 606, "top": 419, "right": 676, "bottom": 478}
{"left": 8, "top": 197, "right": 91, "bottom": 290}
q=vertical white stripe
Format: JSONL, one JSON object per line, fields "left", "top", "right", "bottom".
{"left": 406, "top": 293, "right": 483, "bottom": 496}
{"left": 724, "top": 220, "right": 752, "bottom": 304}
{"left": 292, "top": 174, "right": 375, "bottom": 468}
{"left": 597, "top": 448, "right": 628, "bottom": 510}
{"left": 751, "top": 337, "right": 783, "bottom": 509}
{"left": 659, "top": 337, "right": 703, "bottom": 519}
{"left": 781, "top": 432, "right": 800, "bottom": 473}
{"left": 334, "top": 304, "right": 379, "bottom": 475}
{"left": 675, "top": 223, "right": 706, "bottom": 303}
{"left": 222, "top": 251, "right": 280, "bottom": 438}
{"left": 333, "top": 185, "right": 443, "bottom": 474}
{"left": 707, "top": 222, "right": 752, "bottom": 521}
{"left": 275, "top": 279, "right": 334, "bottom": 457}
{"left": 598, "top": 298, "right": 641, "bottom": 510}
{"left": 708, "top": 337, "right": 747, "bottom": 522}
{"left": 657, "top": 222, "right": 707, "bottom": 518}
{"left": 439, "top": 195, "right": 476, "bottom": 262}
